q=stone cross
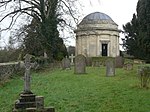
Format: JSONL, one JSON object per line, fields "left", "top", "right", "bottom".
{"left": 69, "top": 54, "right": 75, "bottom": 65}
{"left": 24, "top": 54, "right": 32, "bottom": 93}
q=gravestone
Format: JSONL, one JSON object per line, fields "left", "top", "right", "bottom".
{"left": 115, "top": 56, "right": 124, "bottom": 68}
{"left": 92, "top": 61, "right": 101, "bottom": 67}
{"left": 43, "top": 51, "right": 49, "bottom": 65}
{"left": 106, "top": 59, "right": 115, "bottom": 76}
{"left": 74, "top": 54, "right": 86, "bottom": 74}
{"left": 124, "top": 63, "right": 133, "bottom": 70}
{"left": 62, "top": 57, "right": 71, "bottom": 70}
{"left": 69, "top": 54, "right": 75, "bottom": 65}
{"left": 86, "top": 57, "right": 92, "bottom": 66}
{"left": 44, "top": 51, "right": 48, "bottom": 59}
{"left": 13, "top": 54, "right": 55, "bottom": 112}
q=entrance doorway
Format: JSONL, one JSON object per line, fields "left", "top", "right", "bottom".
{"left": 102, "top": 44, "right": 108, "bottom": 56}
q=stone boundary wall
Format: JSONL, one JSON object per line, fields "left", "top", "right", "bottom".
{"left": 0, "top": 61, "right": 62, "bottom": 82}
{"left": 0, "top": 62, "right": 22, "bottom": 82}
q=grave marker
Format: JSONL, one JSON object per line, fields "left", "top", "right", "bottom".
{"left": 124, "top": 63, "right": 133, "bottom": 70}
{"left": 106, "top": 59, "right": 115, "bottom": 76}
{"left": 62, "top": 57, "right": 71, "bottom": 70}
{"left": 86, "top": 57, "right": 92, "bottom": 66}
{"left": 115, "top": 56, "right": 124, "bottom": 68}
{"left": 69, "top": 54, "right": 75, "bottom": 65}
{"left": 13, "top": 54, "right": 55, "bottom": 112}
{"left": 24, "top": 54, "right": 32, "bottom": 94}
{"left": 74, "top": 54, "right": 86, "bottom": 74}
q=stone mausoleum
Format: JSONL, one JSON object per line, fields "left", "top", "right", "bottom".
{"left": 75, "top": 12, "right": 120, "bottom": 57}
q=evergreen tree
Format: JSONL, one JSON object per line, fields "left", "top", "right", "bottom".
{"left": 137, "top": 0, "right": 150, "bottom": 60}
{"left": 23, "top": 19, "right": 43, "bottom": 56}
{"left": 123, "top": 0, "right": 150, "bottom": 61}
{"left": 0, "top": 0, "right": 79, "bottom": 61}
{"left": 123, "top": 14, "right": 139, "bottom": 57}
{"left": 23, "top": 17, "right": 67, "bottom": 60}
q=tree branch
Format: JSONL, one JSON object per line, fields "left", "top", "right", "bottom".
{"left": 60, "top": 0, "right": 78, "bottom": 25}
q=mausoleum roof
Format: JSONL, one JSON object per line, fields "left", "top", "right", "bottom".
{"left": 79, "top": 12, "right": 117, "bottom": 25}
{"left": 84, "top": 12, "right": 112, "bottom": 21}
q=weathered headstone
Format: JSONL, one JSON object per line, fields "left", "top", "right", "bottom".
{"left": 115, "top": 56, "right": 124, "bottom": 68}
{"left": 124, "top": 63, "right": 133, "bottom": 70}
{"left": 62, "top": 57, "right": 71, "bottom": 70}
{"left": 44, "top": 51, "right": 48, "bottom": 59}
{"left": 92, "top": 61, "right": 101, "bottom": 67}
{"left": 43, "top": 51, "right": 49, "bottom": 65}
{"left": 69, "top": 54, "right": 75, "bottom": 65}
{"left": 86, "top": 57, "right": 92, "bottom": 66}
{"left": 13, "top": 54, "right": 55, "bottom": 112}
{"left": 74, "top": 54, "right": 86, "bottom": 74}
{"left": 106, "top": 59, "right": 115, "bottom": 76}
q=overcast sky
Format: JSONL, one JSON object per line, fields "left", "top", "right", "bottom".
{"left": 66, "top": 0, "right": 139, "bottom": 47}
{"left": 0, "top": 0, "right": 139, "bottom": 48}
{"left": 80, "top": 0, "right": 138, "bottom": 29}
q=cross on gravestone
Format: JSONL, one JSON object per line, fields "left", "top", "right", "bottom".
{"left": 13, "top": 54, "right": 55, "bottom": 112}
{"left": 69, "top": 54, "right": 75, "bottom": 65}
{"left": 24, "top": 54, "right": 32, "bottom": 94}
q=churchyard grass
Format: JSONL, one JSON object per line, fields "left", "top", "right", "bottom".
{"left": 0, "top": 65, "right": 150, "bottom": 112}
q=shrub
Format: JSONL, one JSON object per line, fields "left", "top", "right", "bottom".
{"left": 91, "top": 57, "right": 114, "bottom": 66}
{"left": 138, "top": 66, "right": 150, "bottom": 88}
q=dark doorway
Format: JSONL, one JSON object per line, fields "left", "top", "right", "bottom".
{"left": 102, "top": 44, "right": 108, "bottom": 56}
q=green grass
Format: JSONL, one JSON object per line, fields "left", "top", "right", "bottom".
{"left": 0, "top": 65, "right": 150, "bottom": 112}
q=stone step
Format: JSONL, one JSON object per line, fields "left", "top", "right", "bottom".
{"left": 20, "top": 93, "right": 36, "bottom": 98}
{"left": 19, "top": 97, "right": 35, "bottom": 102}
{"left": 19, "top": 93, "right": 36, "bottom": 102}
{"left": 15, "top": 101, "right": 36, "bottom": 109}
{"left": 13, "top": 107, "right": 55, "bottom": 112}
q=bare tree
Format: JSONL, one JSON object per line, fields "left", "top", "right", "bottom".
{"left": 0, "top": 0, "right": 80, "bottom": 30}
{"left": 0, "top": 0, "right": 81, "bottom": 59}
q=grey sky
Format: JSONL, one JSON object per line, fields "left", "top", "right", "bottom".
{"left": 66, "top": 0, "right": 138, "bottom": 47}
{"left": 0, "top": 0, "right": 138, "bottom": 48}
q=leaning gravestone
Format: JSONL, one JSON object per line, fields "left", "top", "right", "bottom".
{"left": 74, "top": 54, "right": 86, "bottom": 74}
{"left": 13, "top": 54, "right": 55, "bottom": 112}
{"left": 106, "top": 59, "right": 115, "bottom": 76}
{"left": 115, "top": 56, "right": 124, "bottom": 68}
{"left": 62, "top": 57, "right": 71, "bottom": 70}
